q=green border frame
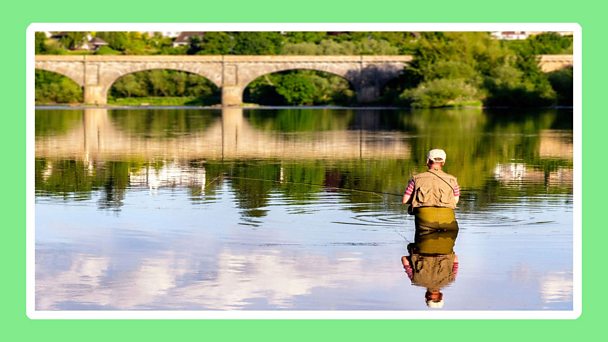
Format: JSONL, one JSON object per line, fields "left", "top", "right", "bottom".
{"left": 6, "top": 0, "right": 601, "bottom": 340}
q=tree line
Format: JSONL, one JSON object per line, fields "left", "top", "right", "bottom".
{"left": 35, "top": 31, "right": 573, "bottom": 107}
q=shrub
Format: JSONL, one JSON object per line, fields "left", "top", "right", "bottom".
{"left": 548, "top": 67, "right": 573, "bottom": 106}
{"left": 400, "top": 78, "right": 481, "bottom": 108}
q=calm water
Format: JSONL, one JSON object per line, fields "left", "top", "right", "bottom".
{"left": 34, "top": 107, "right": 574, "bottom": 311}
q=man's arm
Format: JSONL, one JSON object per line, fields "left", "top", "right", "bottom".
{"left": 401, "top": 256, "right": 413, "bottom": 280}
{"left": 402, "top": 179, "right": 414, "bottom": 204}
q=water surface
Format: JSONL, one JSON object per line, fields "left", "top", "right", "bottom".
{"left": 35, "top": 107, "right": 574, "bottom": 311}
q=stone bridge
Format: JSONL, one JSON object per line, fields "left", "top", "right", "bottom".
{"left": 34, "top": 54, "right": 573, "bottom": 106}
{"left": 35, "top": 55, "right": 414, "bottom": 106}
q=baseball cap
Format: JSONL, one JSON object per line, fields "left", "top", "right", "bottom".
{"left": 426, "top": 299, "right": 445, "bottom": 309}
{"left": 427, "top": 149, "right": 447, "bottom": 162}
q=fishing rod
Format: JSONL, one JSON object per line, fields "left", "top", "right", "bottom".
{"left": 222, "top": 174, "right": 405, "bottom": 199}
{"left": 209, "top": 173, "right": 414, "bottom": 244}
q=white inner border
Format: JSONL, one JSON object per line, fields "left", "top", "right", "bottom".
{"left": 26, "top": 22, "right": 582, "bottom": 320}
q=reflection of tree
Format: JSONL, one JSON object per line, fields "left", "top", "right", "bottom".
{"left": 35, "top": 159, "right": 95, "bottom": 200}
{"left": 227, "top": 162, "right": 279, "bottom": 218}
{"left": 36, "top": 108, "right": 573, "bottom": 214}
{"left": 97, "top": 162, "right": 129, "bottom": 210}
{"left": 109, "top": 109, "right": 220, "bottom": 138}
{"left": 403, "top": 108, "right": 572, "bottom": 190}
{"left": 246, "top": 108, "right": 354, "bottom": 132}
{"left": 35, "top": 110, "right": 83, "bottom": 136}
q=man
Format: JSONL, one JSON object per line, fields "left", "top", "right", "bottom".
{"left": 400, "top": 148, "right": 461, "bottom": 308}
{"left": 402, "top": 148, "right": 460, "bottom": 231}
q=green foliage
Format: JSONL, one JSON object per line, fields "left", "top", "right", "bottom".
{"left": 186, "top": 35, "right": 203, "bottom": 55}
{"left": 59, "top": 32, "right": 87, "bottom": 50}
{"left": 94, "top": 45, "right": 121, "bottom": 55}
{"left": 401, "top": 32, "right": 561, "bottom": 108}
{"left": 275, "top": 73, "right": 317, "bottom": 105}
{"left": 95, "top": 32, "right": 130, "bottom": 51}
{"left": 548, "top": 66, "right": 573, "bottom": 105}
{"left": 401, "top": 78, "right": 481, "bottom": 108}
{"left": 35, "top": 110, "right": 82, "bottom": 136}
{"left": 108, "top": 109, "right": 218, "bottom": 137}
{"left": 35, "top": 70, "right": 83, "bottom": 103}
{"left": 35, "top": 32, "right": 48, "bottom": 54}
{"left": 109, "top": 70, "right": 220, "bottom": 104}
{"left": 245, "top": 70, "right": 355, "bottom": 106}
{"left": 232, "top": 32, "right": 284, "bottom": 55}
{"left": 522, "top": 32, "right": 573, "bottom": 55}
{"left": 247, "top": 108, "right": 353, "bottom": 132}
{"left": 283, "top": 32, "right": 328, "bottom": 44}
{"left": 197, "top": 32, "right": 235, "bottom": 54}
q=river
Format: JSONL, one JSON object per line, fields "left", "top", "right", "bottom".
{"left": 33, "top": 107, "right": 574, "bottom": 312}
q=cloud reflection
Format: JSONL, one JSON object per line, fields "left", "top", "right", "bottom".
{"left": 36, "top": 248, "right": 366, "bottom": 310}
{"left": 540, "top": 272, "right": 573, "bottom": 306}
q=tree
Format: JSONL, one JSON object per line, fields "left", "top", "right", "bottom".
{"left": 111, "top": 74, "right": 146, "bottom": 98}
{"left": 59, "top": 32, "right": 87, "bottom": 50}
{"left": 275, "top": 73, "right": 317, "bottom": 105}
{"left": 198, "top": 32, "right": 235, "bottom": 54}
{"left": 96, "top": 32, "right": 130, "bottom": 52}
{"left": 35, "top": 32, "right": 47, "bottom": 54}
{"left": 527, "top": 32, "right": 573, "bottom": 54}
{"left": 187, "top": 35, "right": 203, "bottom": 55}
{"left": 232, "top": 32, "right": 284, "bottom": 55}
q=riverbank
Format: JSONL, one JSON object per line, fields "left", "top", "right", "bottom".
{"left": 35, "top": 101, "right": 573, "bottom": 111}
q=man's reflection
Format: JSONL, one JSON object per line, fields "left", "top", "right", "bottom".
{"left": 401, "top": 227, "right": 459, "bottom": 309}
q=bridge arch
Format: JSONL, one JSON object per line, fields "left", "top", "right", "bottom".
{"left": 243, "top": 68, "right": 355, "bottom": 106}
{"left": 35, "top": 69, "right": 84, "bottom": 104}
{"left": 35, "top": 65, "right": 83, "bottom": 87}
{"left": 106, "top": 68, "right": 221, "bottom": 104}
{"left": 239, "top": 64, "right": 353, "bottom": 88}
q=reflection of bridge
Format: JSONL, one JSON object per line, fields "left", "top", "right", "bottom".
{"left": 35, "top": 108, "right": 411, "bottom": 161}
{"left": 34, "top": 55, "right": 573, "bottom": 106}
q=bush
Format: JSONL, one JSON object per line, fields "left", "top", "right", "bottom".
{"left": 400, "top": 78, "right": 481, "bottom": 108}
{"left": 275, "top": 73, "right": 317, "bottom": 105}
{"left": 548, "top": 67, "right": 573, "bottom": 106}
{"left": 35, "top": 70, "right": 83, "bottom": 103}
{"left": 95, "top": 45, "right": 121, "bottom": 55}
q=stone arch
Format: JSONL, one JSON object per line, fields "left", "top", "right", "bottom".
{"left": 34, "top": 65, "right": 84, "bottom": 87}
{"left": 101, "top": 65, "right": 222, "bottom": 103}
{"left": 34, "top": 69, "right": 84, "bottom": 104}
{"left": 239, "top": 63, "right": 356, "bottom": 89}
{"left": 242, "top": 67, "right": 356, "bottom": 105}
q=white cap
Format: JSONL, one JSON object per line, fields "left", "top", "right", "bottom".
{"left": 426, "top": 299, "right": 445, "bottom": 309}
{"left": 427, "top": 149, "right": 447, "bottom": 162}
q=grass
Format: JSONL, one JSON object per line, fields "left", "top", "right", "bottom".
{"left": 108, "top": 96, "right": 220, "bottom": 106}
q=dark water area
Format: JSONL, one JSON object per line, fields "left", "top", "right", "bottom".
{"left": 34, "top": 107, "right": 574, "bottom": 311}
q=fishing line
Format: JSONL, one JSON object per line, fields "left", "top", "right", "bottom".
{"left": 223, "top": 174, "right": 404, "bottom": 199}
{"left": 217, "top": 174, "right": 414, "bottom": 244}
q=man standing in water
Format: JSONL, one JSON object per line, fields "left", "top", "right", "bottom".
{"left": 401, "top": 148, "right": 461, "bottom": 308}
{"left": 402, "top": 148, "right": 460, "bottom": 231}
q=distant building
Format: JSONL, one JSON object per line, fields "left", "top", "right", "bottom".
{"left": 491, "top": 31, "right": 531, "bottom": 40}
{"left": 491, "top": 31, "right": 574, "bottom": 40}
{"left": 145, "top": 31, "right": 181, "bottom": 38}
{"left": 48, "top": 32, "right": 108, "bottom": 51}
{"left": 74, "top": 35, "right": 109, "bottom": 51}
{"left": 172, "top": 32, "right": 205, "bottom": 47}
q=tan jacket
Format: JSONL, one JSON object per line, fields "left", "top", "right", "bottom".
{"left": 410, "top": 170, "right": 459, "bottom": 209}
{"left": 409, "top": 253, "right": 457, "bottom": 290}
